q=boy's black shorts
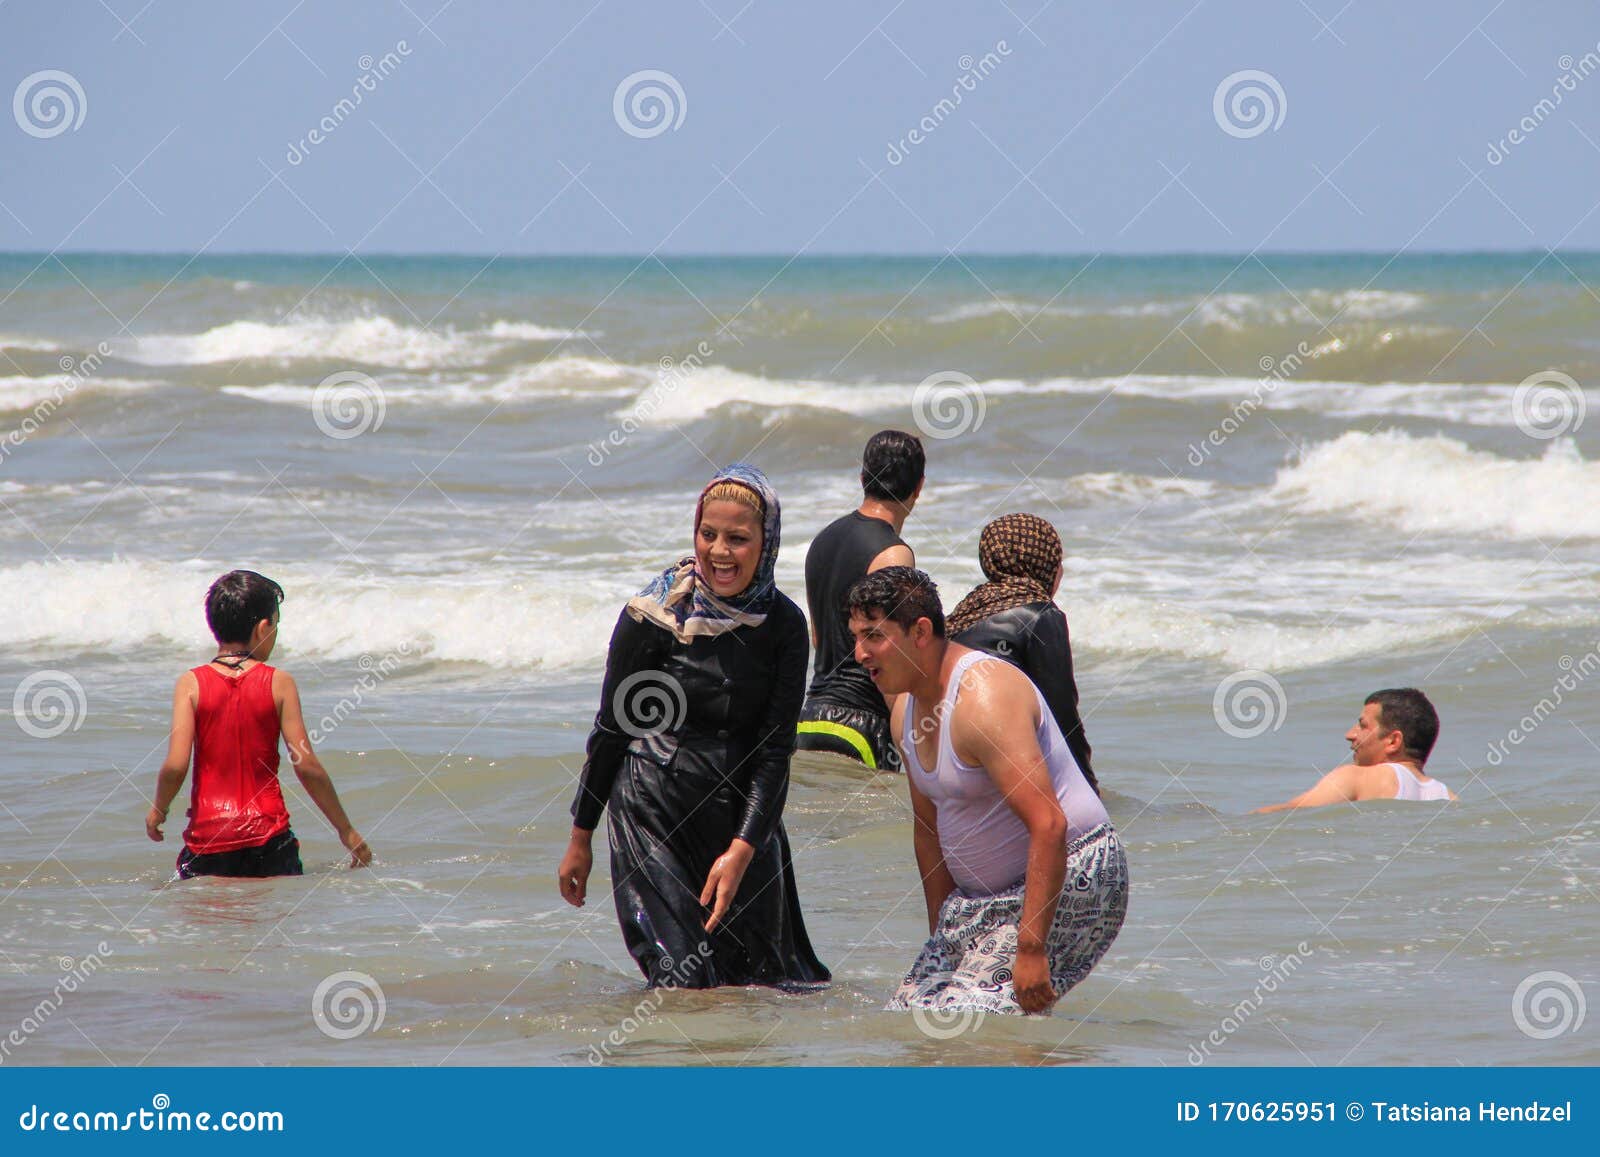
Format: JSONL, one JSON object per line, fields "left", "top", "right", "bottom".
{"left": 176, "top": 829, "right": 304, "bottom": 880}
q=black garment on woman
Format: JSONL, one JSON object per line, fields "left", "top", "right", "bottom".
{"left": 571, "top": 593, "right": 830, "bottom": 989}
{"left": 953, "top": 601, "right": 1100, "bottom": 794}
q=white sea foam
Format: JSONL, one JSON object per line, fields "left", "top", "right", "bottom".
{"left": 610, "top": 362, "right": 1567, "bottom": 432}
{"left": 0, "top": 374, "right": 162, "bottom": 413}
{"left": 0, "top": 335, "right": 62, "bottom": 352}
{"left": 1063, "top": 473, "right": 1217, "bottom": 502}
{"left": 123, "top": 315, "right": 588, "bottom": 369}
{"left": 929, "top": 289, "right": 1426, "bottom": 328}
{"left": 0, "top": 559, "right": 627, "bottom": 670}
{"left": 223, "top": 357, "right": 641, "bottom": 409}
{"left": 1069, "top": 594, "right": 1483, "bottom": 671}
{"left": 1268, "top": 430, "right": 1600, "bottom": 541}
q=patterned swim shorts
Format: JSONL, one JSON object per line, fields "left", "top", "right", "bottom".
{"left": 886, "top": 822, "right": 1128, "bottom": 1014}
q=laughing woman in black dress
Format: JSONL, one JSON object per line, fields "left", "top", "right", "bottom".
{"left": 557, "top": 463, "right": 829, "bottom": 989}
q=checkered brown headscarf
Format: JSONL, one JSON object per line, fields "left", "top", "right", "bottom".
{"left": 946, "top": 513, "right": 1062, "bottom": 636}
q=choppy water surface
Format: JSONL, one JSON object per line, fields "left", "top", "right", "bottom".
{"left": 1, "top": 253, "right": 1596, "bottom": 1065}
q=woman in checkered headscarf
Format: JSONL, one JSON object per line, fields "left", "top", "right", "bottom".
{"left": 949, "top": 513, "right": 1100, "bottom": 793}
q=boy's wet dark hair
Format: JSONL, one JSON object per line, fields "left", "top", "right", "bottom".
{"left": 1365, "top": 687, "right": 1440, "bottom": 764}
{"left": 861, "top": 429, "right": 925, "bottom": 504}
{"left": 845, "top": 566, "right": 945, "bottom": 638}
{"left": 205, "top": 570, "right": 284, "bottom": 644}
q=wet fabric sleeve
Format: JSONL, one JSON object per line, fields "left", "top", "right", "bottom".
{"left": 571, "top": 608, "right": 668, "bottom": 831}
{"left": 1026, "top": 606, "right": 1096, "bottom": 786}
{"left": 734, "top": 605, "right": 808, "bottom": 848}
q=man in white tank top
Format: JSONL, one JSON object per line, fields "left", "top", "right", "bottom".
{"left": 845, "top": 567, "right": 1128, "bottom": 1016}
{"left": 1254, "top": 688, "right": 1457, "bottom": 812}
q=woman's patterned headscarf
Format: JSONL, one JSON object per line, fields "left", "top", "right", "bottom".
{"left": 946, "top": 513, "right": 1062, "bottom": 636}
{"left": 625, "top": 462, "right": 782, "bottom": 642}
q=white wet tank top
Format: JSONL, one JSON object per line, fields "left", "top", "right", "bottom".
{"left": 901, "top": 650, "right": 1108, "bottom": 896}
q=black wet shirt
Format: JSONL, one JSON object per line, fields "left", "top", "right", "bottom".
{"left": 953, "top": 600, "right": 1099, "bottom": 794}
{"left": 803, "top": 510, "right": 904, "bottom": 715}
{"left": 571, "top": 593, "right": 809, "bottom": 847}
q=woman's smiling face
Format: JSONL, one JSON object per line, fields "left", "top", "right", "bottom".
{"left": 696, "top": 498, "right": 763, "bottom": 597}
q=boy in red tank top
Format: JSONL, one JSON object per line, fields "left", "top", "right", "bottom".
{"left": 144, "top": 570, "right": 373, "bottom": 878}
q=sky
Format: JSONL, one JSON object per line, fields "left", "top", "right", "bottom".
{"left": 1, "top": 0, "right": 1599, "bottom": 255}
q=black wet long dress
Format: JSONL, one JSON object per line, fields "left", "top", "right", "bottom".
{"left": 570, "top": 592, "right": 830, "bottom": 989}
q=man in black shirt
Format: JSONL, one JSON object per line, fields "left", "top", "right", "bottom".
{"left": 796, "top": 430, "right": 924, "bottom": 770}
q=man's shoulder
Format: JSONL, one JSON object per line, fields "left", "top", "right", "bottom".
{"left": 1338, "top": 761, "right": 1399, "bottom": 799}
{"left": 951, "top": 650, "right": 1034, "bottom": 711}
